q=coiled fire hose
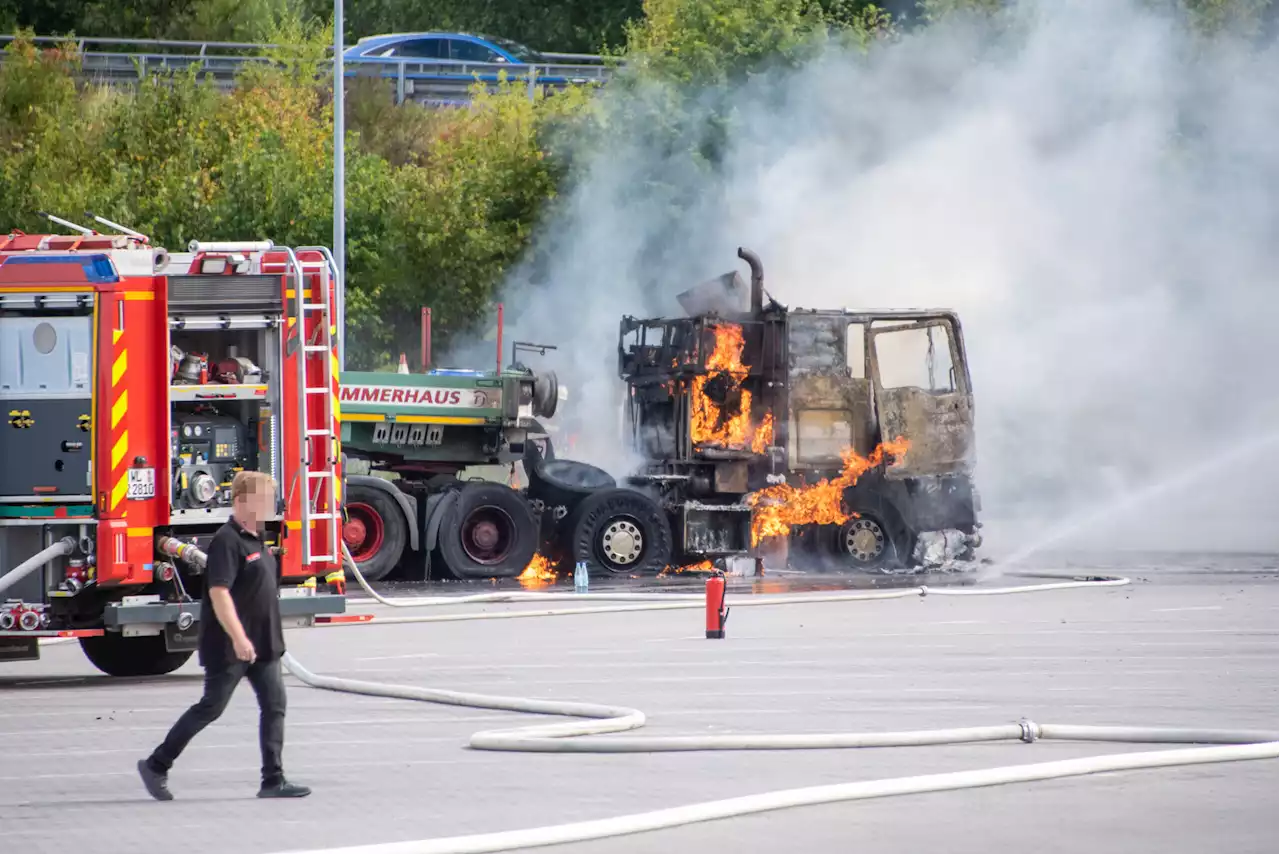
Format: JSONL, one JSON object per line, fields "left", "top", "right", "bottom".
{"left": 157, "top": 538, "right": 1279, "bottom": 853}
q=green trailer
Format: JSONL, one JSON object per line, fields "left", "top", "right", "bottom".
{"left": 336, "top": 359, "right": 674, "bottom": 582}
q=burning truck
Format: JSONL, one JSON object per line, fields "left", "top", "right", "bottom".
{"left": 617, "top": 248, "right": 983, "bottom": 572}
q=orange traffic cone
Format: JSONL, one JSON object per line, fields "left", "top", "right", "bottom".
{"left": 397, "top": 353, "right": 409, "bottom": 374}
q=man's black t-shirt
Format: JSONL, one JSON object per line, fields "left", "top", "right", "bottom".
{"left": 198, "top": 518, "right": 285, "bottom": 669}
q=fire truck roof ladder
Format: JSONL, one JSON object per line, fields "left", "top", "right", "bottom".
{"left": 287, "top": 248, "right": 340, "bottom": 566}
{"left": 36, "top": 211, "right": 94, "bottom": 235}
{"left": 84, "top": 211, "right": 149, "bottom": 241}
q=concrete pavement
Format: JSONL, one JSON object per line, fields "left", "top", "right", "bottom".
{"left": 1, "top": 561, "right": 1275, "bottom": 854}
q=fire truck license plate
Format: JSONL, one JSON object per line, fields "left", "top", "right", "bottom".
{"left": 127, "top": 468, "right": 156, "bottom": 500}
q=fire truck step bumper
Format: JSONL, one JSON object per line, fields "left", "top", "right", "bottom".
{"left": 102, "top": 593, "right": 346, "bottom": 629}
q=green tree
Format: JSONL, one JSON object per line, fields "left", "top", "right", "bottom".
{"left": 0, "top": 27, "right": 586, "bottom": 368}
{"left": 1170, "top": 0, "right": 1276, "bottom": 35}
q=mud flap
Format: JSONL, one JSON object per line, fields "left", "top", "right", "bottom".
{"left": 163, "top": 621, "right": 199, "bottom": 653}
{"left": 423, "top": 491, "right": 458, "bottom": 552}
{"left": 0, "top": 637, "right": 38, "bottom": 662}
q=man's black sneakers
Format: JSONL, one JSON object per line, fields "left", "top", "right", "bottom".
{"left": 258, "top": 779, "right": 311, "bottom": 798}
{"left": 137, "top": 759, "right": 173, "bottom": 801}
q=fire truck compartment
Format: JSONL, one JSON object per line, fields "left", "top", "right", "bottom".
{"left": 0, "top": 308, "right": 95, "bottom": 498}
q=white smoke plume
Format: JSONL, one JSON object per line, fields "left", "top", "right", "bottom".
{"left": 468, "top": 0, "right": 1279, "bottom": 554}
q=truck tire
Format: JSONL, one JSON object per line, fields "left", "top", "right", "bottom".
{"left": 830, "top": 509, "right": 906, "bottom": 572}
{"left": 434, "top": 482, "right": 539, "bottom": 580}
{"left": 558, "top": 488, "right": 672, "bottom": 575}
{"left": 527, "top": 458, "right": 615, "bottom": 514}
{"left": 343, "top": 484, "right": 408, "bottom": 583}
{"left": 80, "top": 633, "right": 192, "bottom": 677}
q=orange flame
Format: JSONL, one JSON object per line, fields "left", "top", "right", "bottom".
{"left": 748, "top": 438, "right": 911, "bottom": 546}
{"left": 517, "top": 554, "right": 556, "bottom": 588}
{"left": 658, "top": 559, "right": 718, "bottom": 577}
{"left": 750, "top": 411, "right": 775, "bottom": 454}
{"left": 690, "top": 324, "right": 773, "bottom": 453}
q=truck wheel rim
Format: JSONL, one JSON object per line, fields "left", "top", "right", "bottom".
{"left": 844, "top": 518, "right": 885, "bottom": 563}
{"left": 461, "top": 505, "right": 516, "bottom": 565}
{"left": 343, "top": 503, "right": 384, "bottom": 563}
{"left": 601, "top": 518, "right": 643, "bottom": 567}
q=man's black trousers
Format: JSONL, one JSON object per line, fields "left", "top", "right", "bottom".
{"left": 148, "top": 657, "right": 287, "bottom": 785}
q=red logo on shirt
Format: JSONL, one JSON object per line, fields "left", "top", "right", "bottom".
{"left": 246, "top": 552, "right": 261, "bottom": 562}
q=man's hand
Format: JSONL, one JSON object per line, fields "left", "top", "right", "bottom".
{"left": 233, "top": 635, "right": 257, "bottom": 663}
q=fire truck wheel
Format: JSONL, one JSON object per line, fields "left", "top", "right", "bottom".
{"left": 559, "top": 488, "right": 672, "bottom": 575}
{"left": 434, "top": 482, "right": 539, "bottom": 580}
{"left": 79, "top": 633, "right": 192, "bottom": 677}
{"left": 343, "top": 486, "right": 408, "bottom": 583}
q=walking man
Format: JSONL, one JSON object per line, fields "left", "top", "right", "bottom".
{"left": 138, "top": 470, "right": 310, "bottom": 800}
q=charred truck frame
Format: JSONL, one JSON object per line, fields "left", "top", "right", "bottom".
{"left": 618, "top": 248, "right": 982, "bottom": 572}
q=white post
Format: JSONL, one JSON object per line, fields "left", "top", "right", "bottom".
{"left": 333, "top": 0, "right": 346, "bottom": 370}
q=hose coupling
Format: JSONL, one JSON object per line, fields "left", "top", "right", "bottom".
{"left": 1018, "top": 718, "right": 1040, "bottom": 743}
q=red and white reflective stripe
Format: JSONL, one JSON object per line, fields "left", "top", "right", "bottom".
{"left": 316, "top": 614, "right": 374, "bottom": 624}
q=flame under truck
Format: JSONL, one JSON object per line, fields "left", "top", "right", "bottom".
{"left": 0, "top": 226, "right": 347, "bottom": 675}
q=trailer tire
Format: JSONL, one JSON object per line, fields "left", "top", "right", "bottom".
{"left": 343, "top": 484, "right": 408, "bottom": 583}
{"left": 434, "top": 482, "right": 539, "bottom": 580}
{"left": 559, "top": 488, "right": 672, "bottom": 575}
{"left": 80, "top": 633, "right": 192, "bottom": 677}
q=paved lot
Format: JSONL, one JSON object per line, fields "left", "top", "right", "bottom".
{"left": 1, "top": 558, "right": 1276, "bottom": 854}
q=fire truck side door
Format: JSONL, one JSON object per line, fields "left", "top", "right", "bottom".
{"left": 0, "top": 312, "right": 94, "bottom": 498}
{"left": 867, "top": 318, "right": 975, "bottom": 479}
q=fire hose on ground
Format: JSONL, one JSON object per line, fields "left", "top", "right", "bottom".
{"left": 152, "top": 538, "right": 1278, "bottom": 854}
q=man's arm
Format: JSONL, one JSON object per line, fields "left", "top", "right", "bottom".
{"left": 205, "top": 534, "right": 255, "bottom": 663}
{"left": 208, "top": 586, "right": 255, "bottom": 662}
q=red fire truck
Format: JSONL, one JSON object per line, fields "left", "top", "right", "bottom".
{"left": 0, "top": 219, "right": 347, "bottom": 676}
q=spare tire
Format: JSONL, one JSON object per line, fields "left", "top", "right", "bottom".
{"left": 434, "top": 482, "right": 539, "bottom": 580}
{"left": 557, "top": 488, "right": 672, "bottom": 575}
{"left": 526, "top": 455, "right": 615, "bottom": 515}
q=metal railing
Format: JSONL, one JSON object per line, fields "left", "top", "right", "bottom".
{"left": 0, "top": 35, "right": 619, "bottom": 103}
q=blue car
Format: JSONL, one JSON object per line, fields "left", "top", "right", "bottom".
{"left": 343, "top": 32, "right": 549, "bottom": 67}
{"left": 341, "top": 33, "right": 610, "bottom": 100}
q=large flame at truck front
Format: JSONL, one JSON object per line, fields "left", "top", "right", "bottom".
{"left": 748, "top": 438, "right": 911, "bottom": 546}
{"left": 689, "top": 324, "right": 774, "bottom": 453}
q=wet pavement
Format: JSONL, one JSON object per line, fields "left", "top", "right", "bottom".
{"left": 1, "top": 553, "right": 1276, "bottom": 854}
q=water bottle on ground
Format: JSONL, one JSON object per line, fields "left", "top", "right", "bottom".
{"left": 574, "top": 561, "right": 589, "bottom": 593}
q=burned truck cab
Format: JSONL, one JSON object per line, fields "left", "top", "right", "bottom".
{"left": 617, "top": 248, "right": 982, "bottom": 572}
{"left": 784, "top": 308, "right": 982, "bottom": 569}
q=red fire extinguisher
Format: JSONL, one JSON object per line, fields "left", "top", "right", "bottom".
{"left": 705, "top": 571, "right": 729, "bottom": 639}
